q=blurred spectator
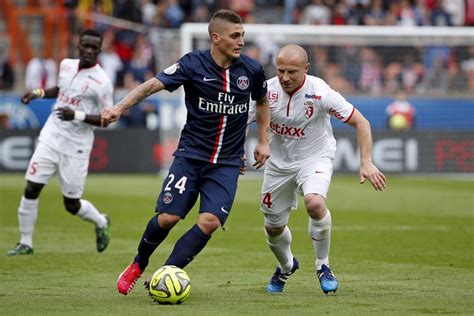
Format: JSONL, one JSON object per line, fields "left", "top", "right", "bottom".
{"left": 447, "top": 60, "right": 467, "bottom": 92}
{"left": 164, "top": 0, "right": 185, "bottom": 28}
{"left": 400, "top": 54, "right": 424, "bottom": 94}
{"left": 118, "top": 72, "right": 159, "bottom": 129}
{"left": 423, "top": 46, "right": 450, "bottom": 92}
{"left": 283, "top": 0, "right": 298, "bottom": 24}
{"left": 301, "top": 0, "right": 332, "bottom": 25}
{"left": 365, "top": 0, "right": 385, "bottom": 25}
{"left": 98, "top": 30, "right": 123, "bottom": 86}
{"left": 331, "top": 2, "right": 348, "bottom": 25}
{"left": 460, "top": 46, "right": 474, "bottom": 92}
{"left": 429, "top": 0, "right": 452, "bottom": 26}
{"left": 358, "top": 47, "right": 383, "bottom": 94}
{"left": 396, "top": 0, "right": 424, "bottom": 26}
{"left": 347, "top": 1, "right": 370, "bottom": 25}
{"left": 443, "top": 0, "right": 464, "bottom": 25}
{"left": 0, "top": 48, "right": 14, "bottom": 90}
{"left": 386, "top": 90, "right": 416, "bottom": 131}
{"left": 24, "top": 52, "right": 57, "bottom": 90}
{"left": 141, "top": 0, "right": 158, "bottom": 26}
{"left": 128, "top": 34, "right": 156, "bottom": 82}
{"left": 229, "top": 0, "right": 255, "bottom": 22}
{"left": 113, "top": 0, "right": 142, "bottom": 23}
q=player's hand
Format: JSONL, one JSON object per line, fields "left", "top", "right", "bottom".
{"left": 253, "top": 142, "right": 270, "bottom": 169}
{"left": 55, "top": 107, "right": 75, "bottom": 121}
{"left": 21, "top": 92, "right": 36, "bottom": 104}
{"left": 101, "top": 106, "right": 121, "bottom": 127}
{"left": 359, "top": 161, "right": 387, "bottom": 191}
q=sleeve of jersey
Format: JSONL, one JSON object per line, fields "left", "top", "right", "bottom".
{"left": 155, "top": 56, "right": 191, "bottom": 92}
{"left": 250, "top": 64, "right": 268, "bottom": 101}
{"left": 99, "top": 81, "right": 114, "bottom": 110}
{"left": 247, "top": 100, "right": 257, "bottom": 125}
{"left": 324, "top": 84, "right": 355, "bottom": 123}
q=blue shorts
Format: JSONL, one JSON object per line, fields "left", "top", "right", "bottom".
{"left": 156, "top": 157, "right": 240, "bottom": 225}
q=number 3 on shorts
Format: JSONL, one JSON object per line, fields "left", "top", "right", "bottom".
{"left": 164, "top": 174, "right": 188, "bottom": 194}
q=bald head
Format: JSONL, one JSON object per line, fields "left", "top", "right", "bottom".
{"left": 276, "top": 45, "right": 308, "bottom": 67}
{"left": 275, "top": 44, "right": 309, "bottom": 94}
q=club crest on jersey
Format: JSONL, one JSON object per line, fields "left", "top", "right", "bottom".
{"left": 237, "top": 76, "right": 249, "bottom": 90}
{"left": 304, "top": 101, "right": 314, "bottom": 119}
{"left": 164, "top": 63, "right": 179, "bottom": 75}
{"left": 163, "top": 192, "right": 173, "bottom": 204}
{"left": 82, "top": 82, "right": 89, "bottom": 93}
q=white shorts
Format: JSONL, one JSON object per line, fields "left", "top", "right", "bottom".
{"left": 260, "top": 157, "right": 333, "bottom": 228}
{"left": 25, "top": 142, "right": 89, "bottom": 198}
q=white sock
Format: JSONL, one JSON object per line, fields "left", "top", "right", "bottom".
{"left": 76, "top": 199, "right": 106, "bottom": 228}
{"left": 266, "top": 226, "right": 294, "bottom": 273}
{"left": 308, "top": 209, "right": 332, "bottom": 270}
{"left": 18, "top": 196, "right": 39, "bottom": 248}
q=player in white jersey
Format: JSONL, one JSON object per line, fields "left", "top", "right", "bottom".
{"left": 249, "top": 44, "right": 386, "bottom": 294}
{"left": 7, "top": 29, "right": 113, "bottom": 256}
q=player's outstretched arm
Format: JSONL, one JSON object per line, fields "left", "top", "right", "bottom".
{"left": 346, "top": 109, "right": 387, "bottom": 191}
{"left": 55, "top": 107, "right": 103, "bottom": 127}
{"left": 253, "top": 96, "right": 270, "bottom": 169}
{"left": 101, "top": 77, "right": 164, "bottom": 127}
{"left": 21, "top": 87, "right": 59, "bottom": 104}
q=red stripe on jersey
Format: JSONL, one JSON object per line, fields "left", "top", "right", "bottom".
{"left": 343, "top": 106, "right": 356, "bottom": 123}
{"left": 286, "top": 75, "right": 306, "bottom": 117}
{"left": 210, "top": 115, "right": 227, "bottom": 163}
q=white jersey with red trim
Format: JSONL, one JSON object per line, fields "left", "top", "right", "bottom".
{"left": 250, "top": 75, "right": 355, "bottom": 171}
{"left": 38, "top": 59, "right": 113, "bottom": 158}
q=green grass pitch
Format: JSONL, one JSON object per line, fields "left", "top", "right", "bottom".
{"left": 0, "top": 173, "right": 473, "bottom": 315}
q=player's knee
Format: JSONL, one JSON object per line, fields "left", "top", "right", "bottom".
{"left": 265, "top": 226, "right": 285, "bottom": 237}
{"left": 304, "top": 194, "right": 327, "bottom": 220}
{"left": 24, "top": 181, "right": 43, "bottom": 199}
{"left": 63, "top": 197, "right": 81, "bottom": 215}
{"left": 197, "top": 213, "right": 220, "bottom": 235}
{"left": 158, "top": 213, "right": 180, "bottom": 229}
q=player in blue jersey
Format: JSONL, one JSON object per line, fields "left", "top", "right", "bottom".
{"left": 101, "top": 9, "right": 270, "bottom": 295}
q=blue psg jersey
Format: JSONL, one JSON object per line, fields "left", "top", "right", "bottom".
{"left": 157, "top": 50, "right": 267, "bottom": 166}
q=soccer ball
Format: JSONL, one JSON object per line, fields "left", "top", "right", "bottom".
{"left": 148, "top": 265, "right": 191, "bottom": 305}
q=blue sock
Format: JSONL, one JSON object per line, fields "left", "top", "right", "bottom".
{"left": 134, "top": 214, "right": 170, "bottom": 271}
{"left": 165, "top": 224, "right": 211, "bottom": 268}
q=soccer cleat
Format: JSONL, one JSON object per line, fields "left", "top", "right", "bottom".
{"left": 117, "top": 262, "right": 142, "bottom": 295}
{"left": 266, "top": 257, "right": 299, "bottom": 293}
{"left": 95, "top": 215, "right": 110, "bottom": 252}
{"left": 7, "top": 243, "right": 34, "bottom": 256}
{"left": 317, "top": 264, "right": 338, "bottom": 294}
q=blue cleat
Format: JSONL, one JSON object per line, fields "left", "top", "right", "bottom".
{"left": 317, "top": 264, "right": 338, "bottom": 294}
{"left": 266, "top": 257, "right": 299, "bottom": 293}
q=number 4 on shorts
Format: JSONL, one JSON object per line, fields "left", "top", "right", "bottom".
{"left": 262, "top": 192, "right": 272, "bottom": 209}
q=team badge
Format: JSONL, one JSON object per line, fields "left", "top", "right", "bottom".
{"left": 237, "top": 76, "right": 249, "bottom": 90}
{"left": 163, "top": 192, "right": 173, "bottom": 204}
{"left": 304, "top": 101, "right": 314, "bottom": 119}
{"left": 82, "top": 82, "right": 89, "bottom": 93}
{"left": 164, "top": 63, "right": 179, "bottom": 75}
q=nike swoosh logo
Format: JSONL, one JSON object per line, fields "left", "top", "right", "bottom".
{"left": 220, "top": 207, "right": 229, "bottom": 214}
{"left": 312, "top": 237, "right": 325, "bottom": 241}
{"left": 143, "top": 238, "right": 160, "bottom": 245}
{"left": 203, "top": 77, "right": 217, "bottom": 82}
